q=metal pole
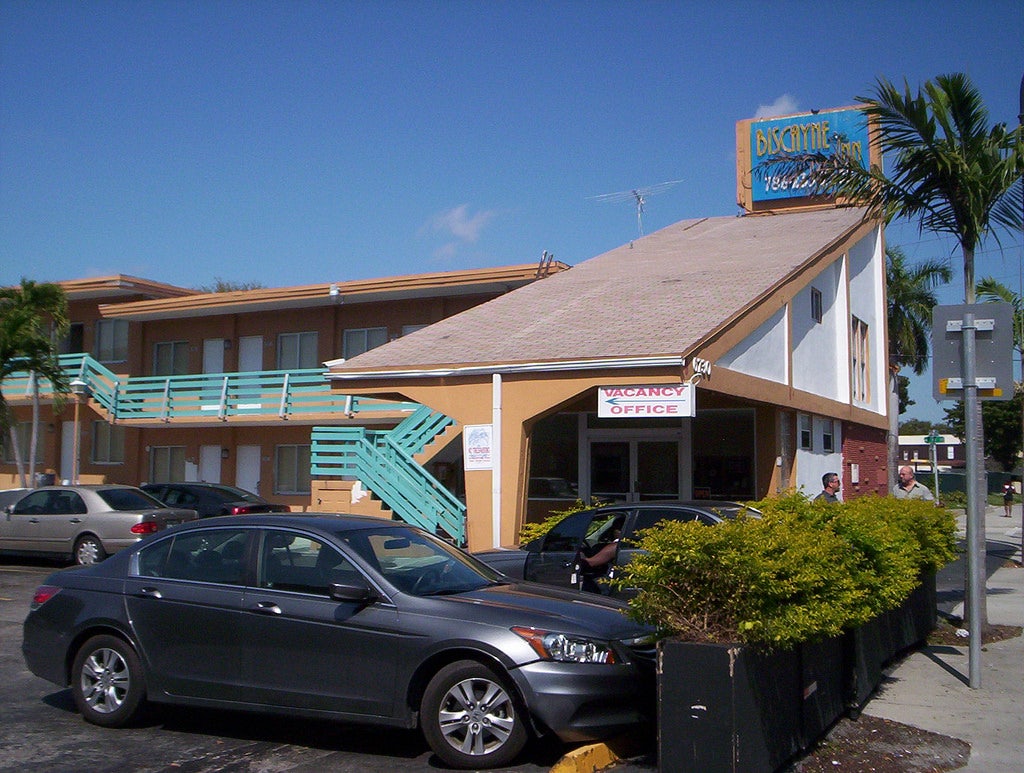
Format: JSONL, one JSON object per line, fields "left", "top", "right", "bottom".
{"left": 962, "top": 312, "right": 983, "bottom": 688}
{"left": 931, "top": 430, "right": 940, "bottom": 502}
{"left": 71, "top": 397, "right": 81, "bottom": 485}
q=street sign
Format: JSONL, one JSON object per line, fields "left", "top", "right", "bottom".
{"left": 932, "top": 303, "right": 1015, "bottom": 401}
{"left": 924, "top": 434, "right": 945, "bottom": 444}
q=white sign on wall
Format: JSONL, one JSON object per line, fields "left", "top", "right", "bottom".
{"left": 463, "top": 424, "right": 494, "bottom": 470}
{"left": 597, "top": 384, "right": 695, "bottom": 418}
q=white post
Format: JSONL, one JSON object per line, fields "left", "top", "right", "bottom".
{"left": 491, "top": 374, "right": 502, "bottom": 548}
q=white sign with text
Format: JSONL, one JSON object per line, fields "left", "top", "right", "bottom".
{"left": 597, "top": 384, "right": 694, "bottom": 418}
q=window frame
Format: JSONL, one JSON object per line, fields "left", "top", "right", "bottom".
{"left": 153, "top": 340, "right": 190, "bottom": 376}
{"left": 342, "top": 326, "right": 389, "bottom": 360}
{"left": 798, "top": 413, "right": 812, "bottom": 451}
{"left": 274, "top": 444, "right": 311, "bottom": 494}
{"left": 276, "top": 331, "right": 319, "bottom": 370}
{"left": 95, "top": 319, "right": 129, "bottom": 363}
{"left": 810, "top": 287, "right": 823, "bottom": 324}
{"left": 851, "top": 316, "right": 870, "bottom": 403}
{"left": 150, "top": 445, "right": 186, "bottom": 483}
{"left": 91, "top": 420, "right": 125, "bottom": 464}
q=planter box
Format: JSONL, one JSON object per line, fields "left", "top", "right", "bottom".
{"left": 657, "top": 574, "right": 937, "bottom": 772}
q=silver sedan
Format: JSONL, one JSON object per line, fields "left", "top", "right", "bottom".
{"left": 1, "top": 485, "right": 196, "bottom": 565}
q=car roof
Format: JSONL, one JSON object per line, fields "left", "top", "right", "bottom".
{"left": 179, "top": 512, "right": 412, "bottom": 533}
{"left": 586, "top": 500, "right": 747, "bottom": 510}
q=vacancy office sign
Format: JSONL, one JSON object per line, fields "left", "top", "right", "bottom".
{"left": 597, "top": 384, "right": 694, "bottom": 418}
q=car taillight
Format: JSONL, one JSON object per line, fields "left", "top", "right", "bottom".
{"left": 230, "top": 505, "right": 253, "bottom": 515}
{"left": 131, "top": 521, "right": 160, "bottom": 535}
{"left": 31, "top": 585, "right": 61, "bottom": 608}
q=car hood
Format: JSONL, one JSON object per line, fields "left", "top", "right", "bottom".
{"left": 419, "top": 580, "right": 651, "bottom": 640}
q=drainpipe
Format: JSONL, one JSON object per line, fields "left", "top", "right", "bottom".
{"left": 492, "top": 373, "right": 502, "bottom": 548}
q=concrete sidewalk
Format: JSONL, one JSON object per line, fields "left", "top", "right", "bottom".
{"left": 864, "top": 504, "right": 1024, "bottom": 771}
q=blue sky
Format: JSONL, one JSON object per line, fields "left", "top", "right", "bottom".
{"left": 1, "top": 0, "right": 1022, "bottom": 423}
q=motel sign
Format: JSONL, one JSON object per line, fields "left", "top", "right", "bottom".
{"left": 598, "top": 384, "right": 695, "bottom": 418}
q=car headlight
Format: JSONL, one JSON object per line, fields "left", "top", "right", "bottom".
{"left": 511, "top": 626, "right": 619, "bottom": 664}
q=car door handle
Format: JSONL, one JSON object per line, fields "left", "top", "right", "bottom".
{"left": 254, "top": 601, "right": 282, "bottom": 615}
{"left": 69, "top": 518, "right": 82, "bottom": 523}
{"left": 28, "top": 518, "right": 40, "bottom": 523}
{"left": 139, "top": 587, "right": 163, "bottom": 599}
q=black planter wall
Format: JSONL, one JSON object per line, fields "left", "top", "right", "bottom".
{"left": 657, "top": 574, "right": 936, "bottom": 773}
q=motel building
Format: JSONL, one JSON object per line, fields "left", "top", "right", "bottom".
{"left": 2, "top": 107, "right": 891, "bottom": 550}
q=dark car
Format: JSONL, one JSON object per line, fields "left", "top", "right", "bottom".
{"left": 23, "top": 513, "right": 656, "bottom": 769}
{"left": 141, "top": 482, "right": 289, "bottom": 517}
{"left": 1, "top": 484, "right": 197, "bottom": 565}
{"left": 474, "top": 500, "right": 759, "bottom": 597}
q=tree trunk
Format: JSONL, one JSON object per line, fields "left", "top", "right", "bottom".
{"left": 28, "top": 372, "right": 39, "bottom": 486}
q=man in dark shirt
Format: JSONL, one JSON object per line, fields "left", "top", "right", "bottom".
{"left": 815, "top": 472, "right": 841, "bottom": 503}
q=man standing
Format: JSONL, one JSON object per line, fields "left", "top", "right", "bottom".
{"left": 815, "top": 472, "right": 841, "bottom": 503}
{"left": 895, "top": 466, "right": 934, "bottom": 501}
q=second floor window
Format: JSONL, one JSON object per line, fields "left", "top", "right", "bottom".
{"left": 343, "top": 327, "right": 388, "bottom": 359}
{"left": 852, "top": 316, "right": 870, "bottom": 403}
{"left": 91, "top": 421, "right": 125, "bottom": 464}
{"left": 95, "top": 319, "right": 129, "bottom": 362}
{"left": 822, "top": 419, "right": 834, "bottom": 453}
{"left": 810, "top": 287, "right": 823, "bottom": 323}
{"left": 277, "top": 332, "right": 319, "bottom": 369}
{"left": 798, "top": 413, "right": 812, "bottom": 450}
{"left": 153, "top": 341, "right": 190, "bottom": 376}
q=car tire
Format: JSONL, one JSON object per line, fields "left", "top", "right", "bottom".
{"left": 421, "top": 659, "right": 528, "bottom": 769}
{"left": 71, "top": 634, "right": 146, "bottom": 728}
{"left": 73, "top": 534, "right": 107, "bottom": 565}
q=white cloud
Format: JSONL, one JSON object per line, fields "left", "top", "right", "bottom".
{"left": 754, "top": 94, "right": 799, "bottom": 119}
{"left": 424, "top": 204, "right": 496, "bottom": 243}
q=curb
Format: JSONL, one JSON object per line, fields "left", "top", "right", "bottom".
{"left": 550, "top": 733, "right": 650, "bottom": 773}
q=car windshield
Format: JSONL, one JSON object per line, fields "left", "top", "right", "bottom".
{"left": 339, "top": 526, "right": 504, "bottom": 597}
{"left": 708, "top": 504, "right": 761, "bottom": 520}
{"left": 98, "top": 488, "right": 166, "bottom": 511}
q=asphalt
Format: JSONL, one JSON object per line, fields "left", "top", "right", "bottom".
{"left": 551, "top": 503, "right": 1024, "bottom": 773}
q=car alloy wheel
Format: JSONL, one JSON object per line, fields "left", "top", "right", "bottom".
{"left": 421, "top": 660, "right": 527, "bottom": 769}
{"left": 71, "top": 635, "right": 146, "bottom": 727}
{"left": 73, "top": 535, "right": 107, "bottom": 565}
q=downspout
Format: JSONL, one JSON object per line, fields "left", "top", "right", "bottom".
{"left": 492, "top": 373, "right": 502, "bottom": 548}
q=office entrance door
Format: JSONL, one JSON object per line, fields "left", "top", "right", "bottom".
{"left": 589, "top": 439, "right": 679, "bottom": 503}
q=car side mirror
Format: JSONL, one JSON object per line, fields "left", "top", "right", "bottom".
{"left": 329, "top": 581, "right": 377, "bottom": 604}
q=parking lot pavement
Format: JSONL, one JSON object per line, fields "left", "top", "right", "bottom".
{"left": 0, "top": 559, "right": 561, "bottom": 773}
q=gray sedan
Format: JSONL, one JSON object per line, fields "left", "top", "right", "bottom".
{"left": 22, "top": 513, "right": 656, "bottom": 769}
{"left": 1, "top": 485, "right": 196, "bottom": 565}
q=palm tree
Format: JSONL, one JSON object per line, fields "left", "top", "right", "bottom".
{"left": 759, "top": 72, "right": 1023, "bottom": 639}
{"left": 888, "top": 246, "right": 952, "bottom": 378}
{"left": 0, "top": 279, "right": 70, "bottom": 486}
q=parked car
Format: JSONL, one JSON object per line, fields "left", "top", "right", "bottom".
{"left": 22, "top": 513, "right": 655, "bottom": 769}
{"left": 474, "top": 500, "right": 759, "bottom": 597}
{"left": 141, "top": 482, "right": 289, "bottom": 517}
{"left": 1, "top": 485, "right": 197, "bottom": 565}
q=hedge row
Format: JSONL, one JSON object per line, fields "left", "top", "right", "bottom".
{"left": 616, "top": 494, "right": 957, "bottom": 650}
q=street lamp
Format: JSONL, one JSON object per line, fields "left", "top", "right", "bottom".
{"left": 69, "top": 378, "right": 91, "bottom": 485}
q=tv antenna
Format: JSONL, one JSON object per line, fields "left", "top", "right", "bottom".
{"left": 588, "top": 179, "right": 682, "bottom": 238}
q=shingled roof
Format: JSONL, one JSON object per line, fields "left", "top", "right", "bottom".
{"left": 328, "top": 207, "right": 870, "bottom": 376}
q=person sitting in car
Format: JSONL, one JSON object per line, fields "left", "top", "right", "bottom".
{"left": 578, "top": 524, "right": 622, "bottom": 593}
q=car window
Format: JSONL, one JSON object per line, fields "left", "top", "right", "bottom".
{"left": 136, "top": 528, "right": 249, "bottom": 584}
{"left": 97, "top": 487, "right": 165, "bottom": 511}
{"left": 259, "top": 530, "right": 361, "bottom": 595}
{"left": 625, "top": 508, "right": 710, "bottom": 544}
{"left": 164, "top": 489, "right": 197, "bottom": 507}
{"left": 12, "top": 490, "right": 50, "bottom": 514}
{"left": 540, "top": 511, "right": 596, "bottom": 552}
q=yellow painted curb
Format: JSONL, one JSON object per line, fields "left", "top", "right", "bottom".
{"left": 549, "top": 742, "right": 621, "bottom": 773}
{"left": 549, "top": 732, "right": 650, "bottom": 773}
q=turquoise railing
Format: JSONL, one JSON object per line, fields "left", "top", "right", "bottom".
{"left": 2, "top": 354, "right": 416, "bottom": 422}
{"left": 6, "top": 354, "right": 463, "bottom": 539}
{"left": 311, "top": 422, "right": 466, "bottom": 544}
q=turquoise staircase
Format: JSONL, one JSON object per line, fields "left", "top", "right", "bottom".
{"left": 311, "top": 406, "right": 466, "bottom": 544}
{"left": 4, "top": 355, "right": 463, "bottom": 541}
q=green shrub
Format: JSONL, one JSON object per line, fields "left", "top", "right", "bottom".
{"left": 617, "top": 494, "right": 957, "bottom": 650}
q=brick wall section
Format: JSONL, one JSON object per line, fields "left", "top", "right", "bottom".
{"left": 842, "top": 423, "right": 889, "bottom": 498}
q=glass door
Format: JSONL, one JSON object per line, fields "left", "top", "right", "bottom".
{"left": 589, "top": 439, "right": 680, "bottom": 502}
